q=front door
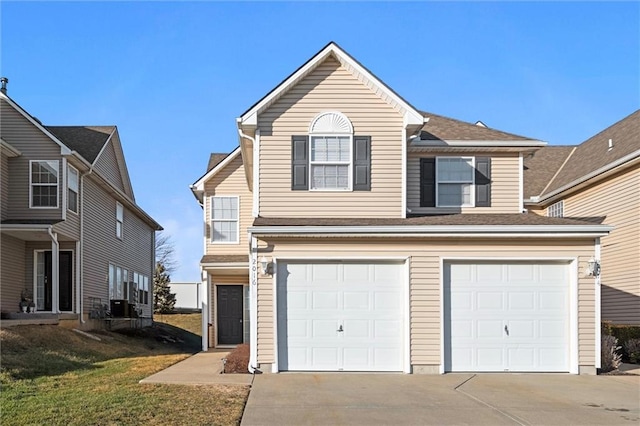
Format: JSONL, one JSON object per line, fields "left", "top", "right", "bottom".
{"left": 217, "top": 285, "right": 243, "bottom": 345}
{"left": 36, "top": 251, "right": 73, "bottom": 312}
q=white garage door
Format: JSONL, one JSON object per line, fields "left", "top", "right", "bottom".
{"left": 277, "top": 261, "right": 404, "bottom": 372}
{"left": 445, "top": 261, "right": 570, "bottom": 372}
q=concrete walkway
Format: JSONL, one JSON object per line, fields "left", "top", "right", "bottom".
{"left": 140, "top": 350, "right": 253, "bottom": 386}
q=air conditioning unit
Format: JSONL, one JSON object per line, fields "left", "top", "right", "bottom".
{"left": 110, "top": 299, "right": 129, "bottom": 318}
{"left": 125, "top": 282, "right": 138, "bottom": 304}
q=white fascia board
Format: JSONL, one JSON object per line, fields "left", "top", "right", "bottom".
{"left": 0, "top": 93, "right": 72, "bottom": 155}
{"left": 201, "top": 262, "right": 249, "bottom": 269}
{"left": 410, "top": 140, "right": 547, "bottom": 148}
{"left": 0, "top": 138, "right": 21, "bottom": 156}
{"left": 537, "top": 150, "right": 640, "bottom": 204}
{"left": 191, "top": 146, "right": 242, "bottom": 191}
{"left": 0, "top": 223, "right": 53, "bottom": 232}
{"left": 248, "top": 225, "right": 613, "bottom": 235}
{"left": 248, "top": 232, "right": 611, "bottom": 239}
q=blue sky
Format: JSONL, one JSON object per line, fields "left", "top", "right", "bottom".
{"left": 2, "top": 1, "right": 638, "bottom": 282}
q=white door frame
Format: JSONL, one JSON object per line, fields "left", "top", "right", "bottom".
{"left": 272, "top": 257, "right": 411, "bottom": 373}
{"left": 439, "top": 257, "right": 579, "bottom": 374}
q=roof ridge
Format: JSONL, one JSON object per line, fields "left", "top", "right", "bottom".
{"left": 419, "top": 110, "right": 538, "bottom": 141}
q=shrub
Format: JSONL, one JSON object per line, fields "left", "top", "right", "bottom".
{"left": 601, "top": 323, "right": 640, "bottom": 361}
{"left": 623, "top": 338, "right": 640, "bottom": 364}
{"left": 601, "top": 334, "right": 622, "bottom": 372}
{"left": 223, "top": 344, "right": 250, "bottom": 374}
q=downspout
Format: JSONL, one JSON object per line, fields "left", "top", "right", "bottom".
{"left": 47, "top": 227, "right": 59, "bottom": 313}
{"left": 77, "top": 163, "right": 95, "bottom": 324}
{"left": 248, "top": 234, "right": 259, "bottom": 373}
{"left": 595, "top": 238, "right": 602, "bottom": 370}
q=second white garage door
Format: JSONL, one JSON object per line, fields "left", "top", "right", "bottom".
{"left": 277, "top": 261, "right": 404, "bottom": 372}
{"left": 444, "top": 261, "right": 570, "bottom": 373}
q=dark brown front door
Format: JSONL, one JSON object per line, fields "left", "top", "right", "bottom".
{"left": 43, "top": 251, "right": 73, "bottom": 312}
{"left": 217, "top": 285, "right": 243, "bottom": 345}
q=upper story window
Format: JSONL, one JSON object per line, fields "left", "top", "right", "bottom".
{"left": 547, "top": 200, "right": 564, "bottom": 217}
{"left": 116, "top": 202, "right": 124, "bottom": 239}
{"left": 211, "top": 196, "right": 239, "bottom": 243}
{"left": 67, "top": 165, "right": 79, "bottom": 213}
{"left": 292, "top": 112, "right": 371, "bottom": 192}
{"left": 420, "top": 156, "right": 491, "bottom": 208}
{"left": 30, "top": 160, "right": 59, "bottom": 208}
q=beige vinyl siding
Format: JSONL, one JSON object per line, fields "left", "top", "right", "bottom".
{"left": 0, "top": 234, "right": 26, "bottom": 312}
{"left": 407, "top": 153, "right": 521, "bottom": 214}
{"left": 563, "top": 167, "right": 640, "bottom": 325}
{"left": 258, "top": 56, "right": 404, "bottom": 218}
{"left": 93, "top": 139, "right": 125, "bottom": 192}
{"left": 204, "top": 155, "right": 252, "bottom": 255}
{"left": 256, "top": 238, "right": 596, "bottom": 369}
{"left": 82, "top": 177, "right": 155, "bottom": 318}
{"left": 1, "top": 100, "right": 63, "bottom": 221}
{"left": 1, "top": 151, "right": 9, "bottom": 221}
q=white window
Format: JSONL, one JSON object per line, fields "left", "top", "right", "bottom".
{"left": 310, "top": 136, "right": 351, "bottom": 190}
{"left": 547, "top": 201, "right": 564, "bottom": 217}
{"left": 436, "top": 157, "right": 475, "bottom": 207}
{"left": 116, "top": 202, "right": 123, "bottom": 239}
{"left": 67, "top": 165, "right": 79, "bottom": 213}
{"left": 211, "top": 196, "right": 239, "bottom": 243}
{"left": 109, "top": 264, "right": 116, "bottom": 300}
{"left": 30, "top": 160, "right": 59, "bottom": 208}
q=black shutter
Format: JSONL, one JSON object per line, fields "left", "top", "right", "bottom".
{"left": 420, "top": 158, "right": 436, "bottom": 207}
{"left": 475, "top": 157, "right": 491, "bottom": 207}
{"left": 353, "top": 136, "right": 371, "bottom": 191}
{"left": 291, "top": 136, "right": 309, "bottom": 190}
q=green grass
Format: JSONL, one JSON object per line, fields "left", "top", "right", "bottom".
{"left": 154, "top": 312, "right": 203, "bottom": 336}
{"left": 1, "top": 323, "right": 248, "bottom": 426}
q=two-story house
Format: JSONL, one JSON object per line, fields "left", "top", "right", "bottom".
{"left": 524, "top": 110, "right": 639, "bottom": 326}
{"left": 1, "top": 86, "right": 162, "bottom": 329}
{"left": 191, "top": 43, "right": 611, "bottom": 375}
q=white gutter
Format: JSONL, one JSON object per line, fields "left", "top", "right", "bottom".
{"left": 248, "top": 234, "right": 259, "bottom": 374}
{"left": 237, "top": 120, "right": 256, "bottom": 195}
{"left": 410, "top": 140, "right": 547, "bottom": 148}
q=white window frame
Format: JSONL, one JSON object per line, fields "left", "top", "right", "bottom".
{"left": 308, "top": 134, "right": 353, "bottom": 191}
{"left": 210, "top": 196, "right": 240, "bottom": 244}
{"left": 547, "top": 200, "right": 564, "bottom": 217}
{"left": 29, "top": 160, "right": 59, "bottom": 208}
{"left": 116, "top": 202, "right": 124, "bottom": 239}
{"left": 67, "top": 165, "right": 79, "bottom": 214}
{"left": 436, "top": 156, "right": 475, "bottom": 208}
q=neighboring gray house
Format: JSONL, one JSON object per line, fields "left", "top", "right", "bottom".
{"left": 0, "top": 87, "right": 162, "bottom": 329}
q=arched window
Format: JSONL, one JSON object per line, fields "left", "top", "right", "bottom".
{"left": 308, "top": 112, "right": 353, "bottom": 190}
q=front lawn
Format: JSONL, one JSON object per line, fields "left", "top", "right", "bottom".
{"left": 0, "top": 324, "right": 248, "bottom": 426}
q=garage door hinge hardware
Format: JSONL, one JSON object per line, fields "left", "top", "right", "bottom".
{"left": 337, "top": 325, "right": 343, "bottom": 332}
{"left": 504, "top": 325, "right": 509, "bottom": 336}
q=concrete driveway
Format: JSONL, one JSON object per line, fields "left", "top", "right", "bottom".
{"left": 241, "top": 373, "right": 639, "bottom": 425}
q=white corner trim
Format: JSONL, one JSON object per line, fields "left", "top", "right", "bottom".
{"left": 253, "top": 128, "right": 260, "bottom": 218}
{"left": 595, "top": 238, "right": 602, "bottom": 369}
{"left": 570, "top": 258, "right": 579, "bottom": 374}
{"left": 248, "top": 235, "right": 259, "bottom": 373}
{"left": 271, "top": 258, "right": 279, "bottom": 373}
{"left": 518, "top": 153, "right": 524, "bottom": 212}
{"left": 401, "top": 127, "right": 407, "bottom": 218}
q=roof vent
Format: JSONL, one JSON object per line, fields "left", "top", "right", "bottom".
{"left": 608, "top": 138, "right": 613, "bottom": 151}
{"left": 0, "top": 77, "right": 8, "bottom": 94}
{"left": 475, "top": 120, "right": 487, "bottom": 128}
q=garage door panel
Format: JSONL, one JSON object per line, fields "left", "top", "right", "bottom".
{"left": 312, "top": 264, "right": 339, "bottom": 281}
{"left": 375, "top": 320, "right": 402, "bottom": 337}
{"left": 343, "top": 292, "right": 370, "bottom": 310}
{"left": 313, "top": 320, "right": 339, "bottom": 337}
{"left": 375, "top": 292, "right": 401, "bottom": 310}
{"left": 446, "top": 261, "right": 569, "bottom": 373}
{"left": 312, "top": 292, "right": 339, "bottom": 309}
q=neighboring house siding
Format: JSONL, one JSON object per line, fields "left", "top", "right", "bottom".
{"left": 204, "top": 155, "right": 252, "bottom": 255}
{"left": 93, "top": 140, "right": 125, "bottom": 192}
{"left": 54, "top": 197, "right": 80, "bottom": 240}
{"left": 258, "top": 56, "right": 404, "bottom": 218}
{"left": 0, "top": 234, "right": 26, "bottom": 312}
{"left": 1, "top": 151, "right": 9, "bottom": 221}
{"left": 256, "top": 238, "right": 596, "bottom": 368}
{"left": 82, "top": 177, "right": 154, "bottom": 318}
{"left": 0, "top": 101, "right": 62, "bottom": 221}
{"left": 563, "top": 167, "right": 640, "bottom": 325}
{"left": 407, "top": 153, "right": 521, "bottom": 214}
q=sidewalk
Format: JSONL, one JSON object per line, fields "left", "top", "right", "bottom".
{"left": 140, "top": 350, "right": 254, "bottom": 386}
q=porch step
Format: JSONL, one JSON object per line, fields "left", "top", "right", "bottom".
{"left": 0, "top": 317, "right": 60, "bottom": 328}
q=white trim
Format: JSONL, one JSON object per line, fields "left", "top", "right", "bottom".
{"left": 0, "top": 138, "right": 21, "bottom": 157}
{"left": 191, "top": 147, "right": 242, "bottom": 191}
{"left": 61, "top": 158, "right": 67, "bottom": 221}
{"left": 67, "top": 163, "right": 80, "bottom": 215}
{"left": 248, "top": 236, "right": 258, "bottom": 373}
{"left": 115, "top": 202, "right": 124, "bottom": 240}
{"left": 411, "top": 140, "right": 546, "bottom": 148}
{"left": 401, "top": 127, "right": 407, "bottom": 218}
{"left": 308, "top": 134, "right": 353, "bottom": 191}
{"left": 29, "top": 160, "right": 60, "bottom": 209}
{"left": 309, "top": 111, "right": 353, "bottom": 134}
{"left": 248, "top": 225, "right": 613, "bottom": 235}
{"left": 272, "top": 257, "right": 409, "bottom": 373}
{"left": 436, "top": 156, "right": 475, "bottom": 208}
{"left": 239, "top": 43, "right": 423, "bottom": 128}
{"left": 253, "top": 128, "right": 260, "bottom": 218}
{"left": 518, "top": 153, "right": 524, "bottom": 212}
{"left": 595, "top": 238, "right": 602, "bottom": 369}
{"left": 210, "top": 195, "right": 241, "bottom": 245}
{"left": 201, "top": 270, "right": 209, "bottom": 350}
{"left": 440, "top": 257, "right": 579, "bottom": 374}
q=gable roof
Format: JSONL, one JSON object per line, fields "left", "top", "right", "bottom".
{"left": 523, "top": 145, "right": 575, "bottom": 199}
{"left": 191, "top": 146, "right": 241, "bottom": 191}
{"left": 418, "top": 111, "right": 539, "bottom": 142}
{"left": 541, "top": 110, "right": 640, "bottom": 197}
{"left": 239, "top": 41, "right": 425, "bottom": 128}
{"left": 45, "top": 126, "right": 115, "bottom": 164}
{"left": 207, "top": 153, "right": 229, "bottom": 173}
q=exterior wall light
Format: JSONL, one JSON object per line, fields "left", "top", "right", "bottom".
{"left": 586, "top": 258, "right": 601, "bottom": 277}
{"left": 260, "top": 256, "right": 272, "bottom": 275}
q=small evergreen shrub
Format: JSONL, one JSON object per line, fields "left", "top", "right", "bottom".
{"left": 601, "top": 334, "right": 622, "bottom": 372}
{"left": 623, "top": 338, "right": 640, "bottom": 364}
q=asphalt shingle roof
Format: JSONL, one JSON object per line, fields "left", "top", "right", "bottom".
{"left": 207, "top": 153, "right": 229, "bottom": 173}
{"left": 419, "top": 111, "right": 538, "bottom": 142}
{"left": 523, "top": 146, "right": 575, "bottom": 199}
{"left": 200, "top": 255, "right": 248, "bottom": 264}
{"left": 46, "top": 126, "right": 114, "bottom": 163}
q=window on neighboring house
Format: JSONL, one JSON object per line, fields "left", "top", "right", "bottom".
{"left": 420, "top": 156, "right": 491, "bottom": 208}
{"left": 116, "top": 202, "right": 123, "bottom": 239}
{"left": 211, "top": 196, "right": 239, "bottom": 243}
{"left": 67, "top": 165, "right": 79, "bottom": 213}
{"left": 109, "top": 264, "right": 127, "bottom": 300}
{"left": 30, "top": 160, "right": 59, "bottom": 208}
{"left": 291, "top": 112, "right": 371, "bottom": 192}
{"left": 547, "top": 201, "right": 564, "bottom": 217}
{"left": 135, "top": 273, "right": 149, "bottom": 304}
